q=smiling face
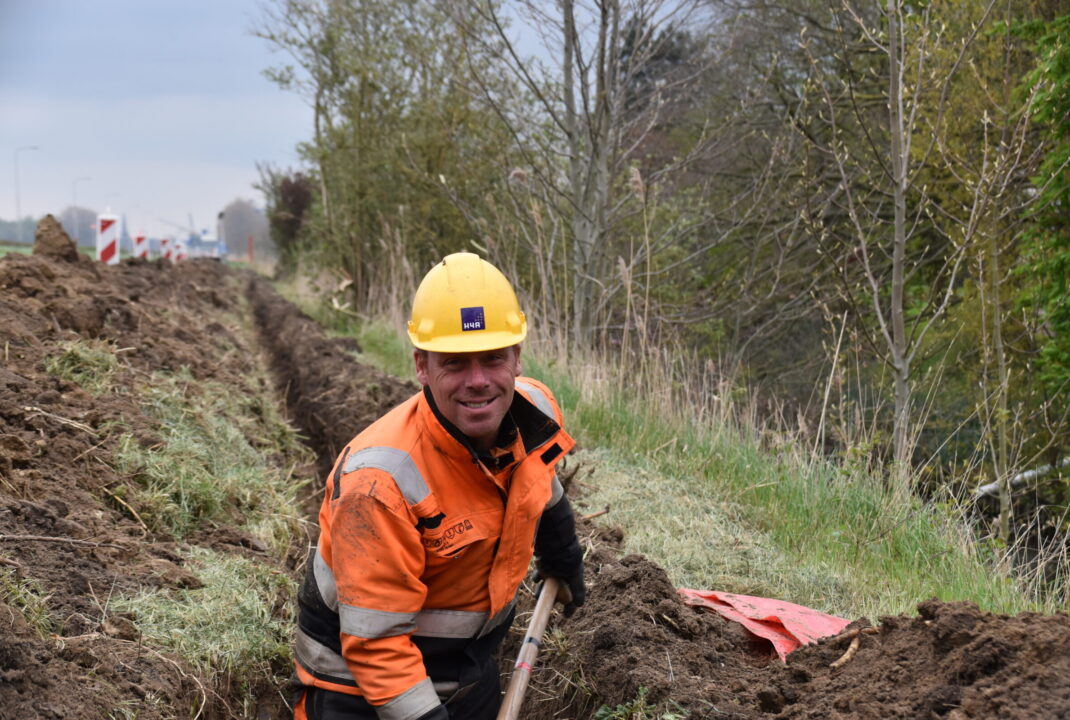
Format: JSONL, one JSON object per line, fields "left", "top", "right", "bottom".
{"left": 414, "top": 346, "right": 522, "bottom": 452}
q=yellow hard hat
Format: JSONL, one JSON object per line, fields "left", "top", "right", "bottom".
{"left": 408, "top": 252, "right": 527, "bottom": 352}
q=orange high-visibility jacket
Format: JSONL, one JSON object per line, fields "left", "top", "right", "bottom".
{"left": 294, "top": 377, "right": 575, "bottom": 719}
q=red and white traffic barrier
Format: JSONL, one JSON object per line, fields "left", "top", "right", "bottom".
{"left": 133, "top": 233, "right": 148, "bottom": 260}
{"left": 161, "top": 237, "right": 172, "bottom": 262}
{"left": 96, "top": 213, "right": 120, "bottom": 265}
{"left": 174, "top": 237, "right": 187, "bottom": 262}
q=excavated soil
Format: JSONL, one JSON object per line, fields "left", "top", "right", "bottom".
{"left": 2, "top": 217, "right": 1069, "bottom": 719}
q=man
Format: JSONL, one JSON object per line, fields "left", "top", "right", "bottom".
{"left": 293, "top": 252, "right": 586, "bottom": 720}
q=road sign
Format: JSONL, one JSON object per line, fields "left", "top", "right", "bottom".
{"left": 96, "top": 214, "right": 120, "bottom": 265}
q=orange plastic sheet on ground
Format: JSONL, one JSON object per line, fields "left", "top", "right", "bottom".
{"left": 678, "top": 588, "right": 851, "bottom": 662}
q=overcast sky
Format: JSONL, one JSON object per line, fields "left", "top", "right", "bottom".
{"left": 1, "top": 0, "right": 310, "bottom": 240}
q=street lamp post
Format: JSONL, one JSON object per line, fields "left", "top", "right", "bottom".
{"left": 72, "top": 176, "right": 91, "bottom": 245}
{"left": 13, "top": 145, "right": 39, "bottom": 245}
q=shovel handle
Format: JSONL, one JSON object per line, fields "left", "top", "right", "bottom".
{"left": 496, "top": 577, "right": 561, "bottom": 720}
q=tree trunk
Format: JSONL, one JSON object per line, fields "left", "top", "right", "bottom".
{"left": 887, "top": 0, "right": 912, "bottom": 490}
{"left": 562, "top": 0, "right": 586, "bottom": 348}
{"left": 990, "top": 234, "right": 1012, "bottom": 541}
{"left": 564, "top": 0, "right": 619, "bottom": 349}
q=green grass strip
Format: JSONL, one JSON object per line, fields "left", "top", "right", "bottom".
{"left": 101, "top": 291, "right": 313, "bottom": 706}
{"left": 113, "top": 546, "right": 295, "bottom": 679}
{"left": 113, "top": 367, "right": 309, "bottom": 551}
{"left": 0, "top": 243, "right": 34, "bottom": 257}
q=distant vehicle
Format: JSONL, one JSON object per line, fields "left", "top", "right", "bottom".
{"left": 191, "top": 230, "right": 226, "bottom": 259}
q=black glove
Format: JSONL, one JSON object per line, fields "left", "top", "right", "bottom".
{"left": 534, "top": 495, "right": 586, "bottom": 616}
{"left": 414, "top": 704, "right": 449, "bottom": 720}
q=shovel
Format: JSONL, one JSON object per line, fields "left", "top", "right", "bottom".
{"left": 496, "top": 577, "right": 561, "bottom": 720}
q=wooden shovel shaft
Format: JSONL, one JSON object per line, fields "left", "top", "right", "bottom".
{"left": 496, "top": 577, "right": 561, "bottom": 720}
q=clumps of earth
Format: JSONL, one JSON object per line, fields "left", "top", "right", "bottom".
{"left": 1, "top": 216, "right": 1067, "bottom": 719}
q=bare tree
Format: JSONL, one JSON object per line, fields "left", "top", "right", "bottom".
{"left": 450, "top": 0, "right": 730, "bottom": 348}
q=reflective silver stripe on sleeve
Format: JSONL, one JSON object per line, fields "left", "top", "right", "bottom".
{"left": 342, "top": 447, "right": 431, "bottom": 505}
{"left": 413, "top": 608, "right": 488, "bottom": 638}
{"left": 477, "top": 597, "right": 517, "bottom": 638}
{"left": 313, "top": 547, "right": 338, "bottom": 611}
{"left": 544, "top": 473, "right": 564, "bottom": 510}
{"left": 432, "top": 680, "right": 459, "bottom": 700}
{"left": 294, "top": 627, "right": 353, "bottom": 684}
{"left": 339, "top": 603, "right": 418, "bottom": 639}
{"left": 515, "top": 381, "right": 554, "bottom": 420}
{"left": 376, "top": 677, "right": 441, "bottom": 720}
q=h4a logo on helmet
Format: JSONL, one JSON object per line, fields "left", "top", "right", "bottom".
{"left": 460, "top": 306, "right": 486, "bottom": 331}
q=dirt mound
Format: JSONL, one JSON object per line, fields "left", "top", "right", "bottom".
{"left": 515, "top": 536, "right": 1070, "bottom": 719}
{"left": 2, "top": 238, "right": 1069, "bottom": 719}
{"left": 517, "top": 546, "right": 774, "bottom": 720}
{"left": 0, "top": 252, "right": 276, "bottom": 718}
{"left": 32, "top": 214, "right": 83, "bottom": 264}
{"left": 771, "top": 599, "right": 1070, "bottom": 719}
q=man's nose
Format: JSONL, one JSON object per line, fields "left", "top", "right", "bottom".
{"left": 464, "top": 361, "right": 489, "bottom": 387}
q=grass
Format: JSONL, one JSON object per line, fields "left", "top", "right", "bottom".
{"left": 103, "top": 697, "right": 164, "bottom": 720}
{"left": 0, "top": 242, "right": 96, "bottom": 258}
{"left": 593, "top": 688, "right": 687, "bottom": 720}
{"left": 113, "top": 367, "right": 311, "bottom": 549}
{"left": 0, "top": 242, "right": 33, "bottom": 257}
{"left": 332, "top": 312, "right": 1051, "bottom": 620}
{"left": 112, "top": 546, "right": 295, "bottom": 681}
{"left": 43, "top": 338, "right": 120, "bottom": 395}
{"left": 530, "top": 354, "right": 1036, "bottom": 619}
{"left": 0, "top": 567, "right": 54, "bottom": 638}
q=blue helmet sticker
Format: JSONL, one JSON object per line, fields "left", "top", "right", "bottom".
{"left": 460, "top": 306, "right": 486, "bottom": 331}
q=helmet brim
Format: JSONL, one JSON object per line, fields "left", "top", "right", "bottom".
{"left": 408, "top": 329, "right": 526, "bottom": 354}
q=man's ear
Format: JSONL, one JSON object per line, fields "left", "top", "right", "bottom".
{"left": 514, "top": 345, "right": 522, "bottom": 377}
{"left": 414, "top": 349, "right": 430, "bottom": 386}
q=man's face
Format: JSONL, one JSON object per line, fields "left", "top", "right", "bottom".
{"left": 415, "top": 346, "right": 522, "bottom": 452}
